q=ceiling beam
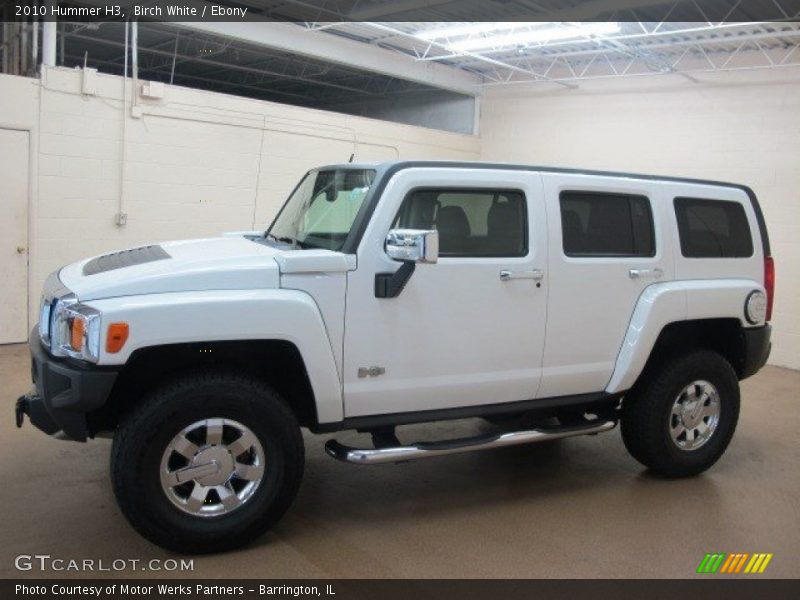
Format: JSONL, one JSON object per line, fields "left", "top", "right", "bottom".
{"left": 363, "top": 22, "right": 577, "bottom": 89}
{"left": 428, "top": 24, "right": 800, "bottom": 70}
{"left": 173, "top": 20, "right": 483, "bottom": 96}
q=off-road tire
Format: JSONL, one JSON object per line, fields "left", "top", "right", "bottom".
{"left": 621, "top": 350, "right": 739, "bottom": 478}
{"left": 110, "top": 369, "right": 304, "bottom": 554}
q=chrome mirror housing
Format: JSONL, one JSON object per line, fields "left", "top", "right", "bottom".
{"left": 385, "top": 229, "right": 439, "bottom": 264}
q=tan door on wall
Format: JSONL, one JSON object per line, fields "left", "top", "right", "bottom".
{"left": 0, "top": 129, "right": 29, "bottom": 344}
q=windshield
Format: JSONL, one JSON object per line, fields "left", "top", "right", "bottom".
{"left": 267, "top": 169, "right": 376, "bottom": 251}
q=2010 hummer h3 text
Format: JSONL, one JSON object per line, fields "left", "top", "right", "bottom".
{"left": 16, "top": 161, "right": 773, "bottom": 553}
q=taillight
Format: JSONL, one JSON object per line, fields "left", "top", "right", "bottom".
{"left": 764, "top": 256, "right": 775, "bottom": 321}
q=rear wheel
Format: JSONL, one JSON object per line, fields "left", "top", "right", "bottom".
{"left": 621, "top": 350, "right": 739, "bottom": 478}
{"left": 111, "top": 370, "right": 304, "bottom": 553}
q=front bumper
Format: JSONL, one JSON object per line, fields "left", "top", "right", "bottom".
{"left": 16, "top": 328, "right": 118, "bottom": 441}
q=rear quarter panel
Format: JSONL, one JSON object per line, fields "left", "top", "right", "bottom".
{"left": 606, "top": 181, "right": 766, "bottom": 393}
{"left": 662, "top": 181, "right": 764, "bottom": 283}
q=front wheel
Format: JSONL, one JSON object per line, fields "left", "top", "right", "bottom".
{"left": 621, "top": 350, "right": 740, "bottom": 478}
{"left": 110, "top": 370, "right": 304, "bottom": 553}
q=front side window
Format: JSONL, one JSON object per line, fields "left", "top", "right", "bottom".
{"left": 393, "top": 189, "right": 527, "bottom": 257}
{"left": 674, "top": 197, "right": 753, "bottom": 258}
{"left": 560, "top": 191, "right": 655, "bottom": 257}
{"left": 268, "top": 168, "right": 375, "bottom": 251}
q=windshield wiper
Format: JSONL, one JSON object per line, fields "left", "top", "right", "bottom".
{"left": 266, "top": 233, "right": 294, "bottom": 245}
{"left": 266, "top": 233, "right": 311, "bottom": 248}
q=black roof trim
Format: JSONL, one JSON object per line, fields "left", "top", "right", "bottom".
{"left": 339, "top": 161, "right": 770, "bottom": 257}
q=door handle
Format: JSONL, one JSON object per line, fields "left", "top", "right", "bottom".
{"left": 500, "top": 269, "right": 544, "bottom": 281}
{"left": 16, "top": 246, "right": 27, "bottom": 254}
{"left": 628, "top": 268, "right": 663, "bottom": 279}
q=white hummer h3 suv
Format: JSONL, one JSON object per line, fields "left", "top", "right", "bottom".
{"left": 16, "top": 161, "right": 773, "bottom": 553}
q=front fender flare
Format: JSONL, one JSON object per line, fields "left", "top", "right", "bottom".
{"left": 87, "top": 289, "right": 343, "bottom": 423}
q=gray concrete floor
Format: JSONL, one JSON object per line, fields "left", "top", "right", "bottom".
{"left": 2, "top": 342, "right": 798, "bottom": 579}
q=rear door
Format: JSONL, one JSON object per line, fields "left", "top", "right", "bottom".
{"left": 539, "top": 173, "right": 674, "bottom": 397}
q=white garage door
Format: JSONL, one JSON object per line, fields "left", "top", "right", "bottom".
{"left": 0, "top": 129, "right": 29, "bottom": 344}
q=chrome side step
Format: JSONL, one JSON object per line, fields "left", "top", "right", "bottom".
{"left": 324, "top": 419, "right": 617, "bottom": 465}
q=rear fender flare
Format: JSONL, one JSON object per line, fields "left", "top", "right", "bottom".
{"left": 606, "top": 279, "right": 764, "bottom": 393}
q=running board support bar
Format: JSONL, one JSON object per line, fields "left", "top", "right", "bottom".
{"left": 325, "top": 419, "right": 617, "bottom": 465}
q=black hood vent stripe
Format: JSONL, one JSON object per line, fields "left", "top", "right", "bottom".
{"left": 83, "top": 245, "right": 171, "bottom": 276}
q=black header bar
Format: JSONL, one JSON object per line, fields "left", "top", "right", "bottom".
{"left": 4, "top": 579, "right": 800, "bottom": 600}
{"left": 1, "top": 0, "right": 799, "bottom": 23}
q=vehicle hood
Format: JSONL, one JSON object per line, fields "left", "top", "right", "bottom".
{"left": 59, "top": 237, "right": 283, "bottom": 301}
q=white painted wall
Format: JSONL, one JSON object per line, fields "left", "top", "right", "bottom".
{"left": 0, "top": 67, "right": 479, "bottom": 335}
{"left": 479, "top": 68, "right": 800, "bottom": 369}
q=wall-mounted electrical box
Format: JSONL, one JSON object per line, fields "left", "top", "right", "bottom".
{"left": 140, "top": 81, "right": 166, "bottom": 100}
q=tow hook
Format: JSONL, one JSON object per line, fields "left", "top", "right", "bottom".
{"left": 15, "top": 395, "right": 30, "bottom": 428}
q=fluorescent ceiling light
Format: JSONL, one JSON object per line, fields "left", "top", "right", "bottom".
{"left": 416, "top": 22, "right": 531, "bottom": 40}
{"left": 415, "top": 22, "right": 621, "bottom": 52}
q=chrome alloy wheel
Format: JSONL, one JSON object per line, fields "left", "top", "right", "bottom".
{"left": 669, "top": 380, "right": 721, "bottom": 451}
{"left": 160, "top": 418, "right": 265, "bottom": 517}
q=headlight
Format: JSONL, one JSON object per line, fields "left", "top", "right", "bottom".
{"left": 745, "top": 290, "right": 767, "bottom": 325}
{"left": 51, "top": 298, "right": 101, "bottom": 362}
{"left": 38, "top": 297, "right": 53, "bottom": 346}
{"left": 38, "top": 271, "right": 70, "bottom": 348}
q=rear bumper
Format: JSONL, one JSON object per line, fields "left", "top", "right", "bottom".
{"left": 16, "top": 328, "right": 118, "bottom": 441}
{"left": 740, "top": 324, "right": 772, "bottom": 380}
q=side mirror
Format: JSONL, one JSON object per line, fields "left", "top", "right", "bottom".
{"left": 385, "top": 229, "right": 439, "bottom": 264}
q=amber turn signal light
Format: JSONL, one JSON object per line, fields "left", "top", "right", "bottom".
{"left": 70, "top": 317, "right": 85, "bottom": 351}
{"left": 106, "top": 322, "right": 129, "bottom": 353}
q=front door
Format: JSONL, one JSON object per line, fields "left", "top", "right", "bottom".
{"left": 0, "top": 129, "right": 29, "bottom": 344}
{"left": 343, "top": 168, "right": 548, "bottom": 418}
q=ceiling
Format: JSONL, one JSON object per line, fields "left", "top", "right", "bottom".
{"left": 61, "top": 21, "right": 454, "bottom": 107}
{"left": 312, "top": 20, "right": 800, "bottom": 87}
{"left": 42, "top": 1, "right": 800, "bottom": 129}
{"left": 54, "top": 0, "right": 800, "bottom": 96}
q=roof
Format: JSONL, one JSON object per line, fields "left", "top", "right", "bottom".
{"left": 317, "top": 160, "right": 749, "bottom": 190}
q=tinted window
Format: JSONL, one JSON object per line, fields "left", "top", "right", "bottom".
{"left": 674, "top": 198, "right": 753, "bottom": 258}
{"left": 560, "top": 191, "right": 654, "bottom": 257}
{"left": 394, "top": 189, "right": 527, "bottom": 257}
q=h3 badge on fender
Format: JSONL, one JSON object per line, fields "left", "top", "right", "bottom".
{"left": 358, "top": 366, "right": 386, "bottom": 378}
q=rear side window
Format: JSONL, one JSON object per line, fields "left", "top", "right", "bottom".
{"left": 560, "top": 191, "right": 655, "bottom": 257}
{"left": 394, "top": 189, "right": 527, "bottom": 257}
{"left": 674, "top": 197, "right": 753, "bottom": 258}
